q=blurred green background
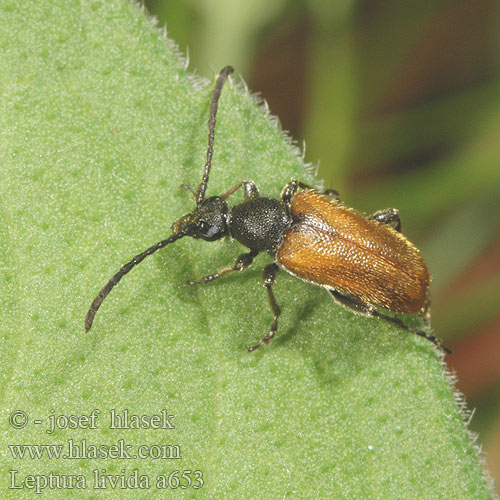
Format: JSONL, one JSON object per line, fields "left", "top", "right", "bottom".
{"left": 146, "top": 0, "right": 500, "bottom": 489}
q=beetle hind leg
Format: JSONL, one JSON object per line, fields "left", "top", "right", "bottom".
{"left": 247, "top": 263, "right": 281, "bottom": 352}
{"left": 329, "top": 290, "right": 450, "bottom": 354}
{"left": 322, "top": 188, "right": 340, "bottom": 201}
{"left": 368, "top": 208, "right": 402, "bottom": 232}
{"left": 371, "top": 309, "right": 451, "bottom": 354}
{"left": 420, "top": 297, "right": 431, "bottom": 327}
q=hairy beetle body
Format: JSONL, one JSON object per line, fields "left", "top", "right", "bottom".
{"left": 85, "top": 66, "right": 449, "bottom": 355}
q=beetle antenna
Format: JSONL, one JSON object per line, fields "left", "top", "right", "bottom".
{"left": 85, "top": 231, "right": 187, "bottom": 332}
{"left": 196, "top": 65, "right": 234, "bottom": 205}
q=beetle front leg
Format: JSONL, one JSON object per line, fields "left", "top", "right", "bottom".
{"left": 247, "top": 263, "right": 281, "bottom": 352}
{"left": 221, "top": 180, "right": 259, "bottom": 201}
{"left": 187, "top": 249, "right": 259, "bottom": 285}
{"left": 368, "top": 208, "right": 402, "bottom": 232}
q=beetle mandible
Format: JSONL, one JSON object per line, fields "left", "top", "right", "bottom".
{"left": 85, "top": 66, "right": 450, "bottom": 354}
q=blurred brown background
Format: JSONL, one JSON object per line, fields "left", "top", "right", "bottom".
{"left": 146, "top": 0, "right": 500, "bottom": 488}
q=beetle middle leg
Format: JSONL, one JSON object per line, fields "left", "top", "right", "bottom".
{"left": 281, "top": 180, "right": 312, "bottom": 204}
{"left": 329, "top": 290, "right": 450, "bottom": 354}
{"left": 368, "top": 208, "right": 402, "bottom": 232}
{"left": 247, "top": 263, "right": 281, "bottom": 352}
{"left": 282, "top": 180, "right": 339, "bottom": 205}
{"left": 187, "top": 249, "right": 259, "bottom": 285}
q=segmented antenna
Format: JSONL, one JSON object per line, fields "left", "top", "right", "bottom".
{"left": 196, "top": 65, "right": 234, "bottom": 205}
{"left": 85, "top": 232, "right": 186, "bottom": 332}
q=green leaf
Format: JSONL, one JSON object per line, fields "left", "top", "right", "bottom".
{"left": 0, "top": 1, "right": 493, "bottom": 499}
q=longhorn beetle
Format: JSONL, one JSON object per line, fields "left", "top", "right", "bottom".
{"left": 85, "top": 66, "right": 450, "bottom": 354}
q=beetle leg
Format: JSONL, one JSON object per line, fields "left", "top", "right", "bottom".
{"left": 372, "top": 309, "right": 450, "bottom": 354}
{"left": 282, "top": 180, "right": 339, "bottom": 205}
{"left": 243, "top": 181, "right": 259, "bottom": 200}
{"left": 281, "top": 180, "right": 310, "bottom": 204}
{"left": 323, "top": 188, "right": 340, "bottom": 201}
{"left": 186, "top": 249, "right": 259, "bottom": 285}
{"left": 329, "top": 290, "right": 450, "bottom": 354}
{"left": 247, "top": 263, "right": 281, "bottom": 352}
{"left": 368, "top": 208, "right": 402, "bottom": 232}
{"left": 180, "top": 183, "right": 197, "bottom": 200}
{"left": 420, "top": 297, "right": 431, "bottom": 327}
{"left": 221, "top": 180, "right": 259, "bottom": 201}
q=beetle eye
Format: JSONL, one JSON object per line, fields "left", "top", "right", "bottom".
{"left": 198, "top": 220, "right": 210, "bottom": 234}
{"left": 194, "top": 219, "right": 220, "bottom": 240}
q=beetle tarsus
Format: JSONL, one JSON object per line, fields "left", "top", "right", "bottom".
{"left": 246, "top": 320, "right": 276, "bottom": 352}
{"left": 368, "top": 208, "right": 402, "bottom": 232}
{"left": 372, "top": 310, "right": 451, "bottom": 354}
{"left": 187, "top": 249, "right": 259, "bottom": 285}
{"left": 329, "top": 289, "right": 450, "bottom": 354}
{"left": 281, "top": 180, "right": 313, "bottom": 205}
{"left": 247, "top": 263, "right": 281, "bottom": 352}
{"left": 180, "top": 183, "right": 197, "bottom": 199}
{"left": 323, "top": 188, "right": 340, "bottom": 201}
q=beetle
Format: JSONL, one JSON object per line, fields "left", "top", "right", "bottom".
{"left": 85, "top": 65, "right": 450, "bottom": 354}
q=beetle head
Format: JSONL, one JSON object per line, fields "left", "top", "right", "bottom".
{"left": 172, "top": 196, "right": 229, "bottom": 241}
